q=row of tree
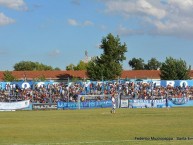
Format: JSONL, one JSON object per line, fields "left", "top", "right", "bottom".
{"left": 66, "top": 57, "right": 162, "bottom": 71}
{"left": 129, "top": 57, "right": 161, "bottom": 70}
{"left": 5, "top": 33, "right": 191, "bottom": 80}
{"left": 65, "top": 33, "right": 190, "bottom": 80}
{"left": 14, "top": 61, "right": 60, "bottom": 71}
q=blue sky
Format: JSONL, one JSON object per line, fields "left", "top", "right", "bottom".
{"left": 0, "top": 0, "right": 193, "bottom": 71}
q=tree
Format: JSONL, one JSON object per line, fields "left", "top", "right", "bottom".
{"left": 160, "top": 57, "right": 190, "bottom": 80}
{"left": 54, "top": 67, "right": 61, "bottom": 70}
{"left": 144, "top": 58, "right": 161, "bottom": 70}
{"left": 66, "top": 61, "right": 88, "bottom": 70}
{"left": 87, "top": 33, "right": 127, "bottom": 80}
{"left": 128, "top": 58, "right": 145, "bottom": 70}
{"left": 13, "top": 61, "right": 59, "bottom": 71}
{"left": 66, "top": 64, "right": 75, "bottom": 70}
{"left": 3, "top": 71, "right": 16, "bottom": 82}
{"left": 74, "top": 61, "right": 88, "bottom": 70}
{"left": 37, "top": 74, "right": 46, "bottom": 81}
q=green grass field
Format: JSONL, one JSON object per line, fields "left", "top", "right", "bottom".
{"left": 0, "top": 107, "right": 193, "bottom": 145}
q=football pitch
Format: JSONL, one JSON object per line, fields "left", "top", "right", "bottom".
{"left": 0, "top": 107, "right": 193, "bottom": 145}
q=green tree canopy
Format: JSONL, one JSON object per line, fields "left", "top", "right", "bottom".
{"left": 74, "top": 60, "right": 88, "bottom": 70}
{"left": 87, "top": 33, "right": 127, "bottom": 80}
{"left": 144, "top": 58, "right": 161, "bottom": 70}
{"left": 54, "top": 67, "right": 61, "bottom": 70}
{"left": 129, "top": 57, "right": 161, "bottom": 70}
{"left": 3, "top": 71, "right": 16, "bottom": 82}
{"left": 160, "top": 57, "right": 190, "bottom": 80}
{"left": 66, "top": 64, "right": 76, "bottom": 70}
{"left": 14, "top": 61, "right": 60, "bottom": 71}
{"left": 66, "top": 61, "right": 88, "bottom": 70}
{"left": 128, "top": 58, "right": 145, "bottom": 70}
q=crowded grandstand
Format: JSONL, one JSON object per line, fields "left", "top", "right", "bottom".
{"left": 0, "top": 80, "right": 193, "bottom": 103}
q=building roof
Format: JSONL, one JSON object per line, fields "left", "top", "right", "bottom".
{"left": 0, "top": 70, "right": 192, "bottom": 81}
{"left": 0, "top": 70, "right": 87, "bottom": 81}
{"left": 121, "top": 70, "right": 160, "bottom": 79}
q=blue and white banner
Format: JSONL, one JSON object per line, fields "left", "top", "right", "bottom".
{"left": 169, "top": 98, "right": 193, "bottom": 107}
{"left": 161, "top": 80, "right": 193, "bottom": 87}
{"left": 57, "top": 100, "right": 112, "bottom": 109}
{"left": 0, "top": 100, "right": 30, "bottom": 110}
{"left": 129, "top": 99, "right": 166, "bottom": 108}
{"left": 0, "top": 80, "right": 193, "bottom": 92}
{"left": 128, "top": 98, "right": 193, "bottom": 108}
{"left": 0, "top": 81, "right": 59, "bottom": 90}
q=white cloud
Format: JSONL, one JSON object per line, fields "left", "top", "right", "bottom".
{"left": 49, "top": 49, "right": 60, "bottom": 57}
{"left": 100, "top": 25, "right": 107, "bottom": 30}
{"left": 83, "top": 20, "right": 94, "bottom": 26}
{"left": 169, "top": 0, "right": 193, "bottom": 11}
{"left": 68, "top": 19, "right": 79, "bottom": 26}
{"left": 105, "top": 0, "right": 166, "bottom": 19}
{"left": 136, "top": 0, "right": 166, "bottom": 19}
{"left": 103, "top": 0, "right": 193, "bottom": 38}
{"left": 68, "top": 18, "right": 94, "bottom": 27}
{"left": 71, "top": 0, "right": 80, "bottom": 6}
{"left": 0, "top": 12, "right": 15, "bottom": 26}
{"left": 0, "top": 0, "right": 28, "bottom": 11}
{"left": 117, "top": 25, "right": 144, "bottom": 36}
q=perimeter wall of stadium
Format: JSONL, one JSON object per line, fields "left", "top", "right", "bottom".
{"left": 1, "top": 79, "right": 193, "bottom": 110}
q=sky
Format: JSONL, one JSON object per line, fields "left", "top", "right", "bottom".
{"left": 0, "top": 0, "right": 193, "bottom": 71}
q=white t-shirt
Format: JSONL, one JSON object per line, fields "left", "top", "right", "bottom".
{"left": 112, "top": 97, "right": 116, "bottom": 108}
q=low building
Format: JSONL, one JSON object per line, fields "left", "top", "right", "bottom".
{"left": 0, "top": 70, "right": 192, "bottom": 81}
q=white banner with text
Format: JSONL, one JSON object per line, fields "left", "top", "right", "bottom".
{"left": 0, "top": 100, "right": 30, "bottom": 110}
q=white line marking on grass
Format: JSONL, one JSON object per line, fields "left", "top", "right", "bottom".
{"left": 57, "top": 140, "right": 136, "bottom": 144}
{"left": 101, "top": 112, "right": 110, "bottom": 114}
{"left": 8, "top": 140, "right": 140, "bottom": 145}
